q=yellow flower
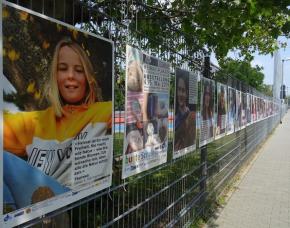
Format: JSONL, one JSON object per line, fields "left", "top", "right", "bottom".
{"left": 19, "top": 11, "right": 29, "bottom": 21}
{"left": 27, "top": 81, "right": 36, "bottom": 94}
{"left": 8, "top": 49, "right": 20, "bottom": 61}
{"left": 34, "top": 90, "right": 41, "bottom": 100}
{"left": 42, "top": 40, "right": 50, "bottom": 49}
{"left": 3, "top": 8, "right": 9, "bottom": 18}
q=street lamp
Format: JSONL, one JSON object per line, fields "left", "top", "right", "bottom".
{"left": 280, "top": 58, "right": 290, "bottom": 123}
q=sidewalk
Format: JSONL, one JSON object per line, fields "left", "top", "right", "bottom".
{"left": 210, "top": 111, "right": 290, "bottom": 228}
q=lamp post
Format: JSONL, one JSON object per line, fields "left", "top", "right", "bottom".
{"left": 280, "top": 58, "right": 290, "bottom": 123}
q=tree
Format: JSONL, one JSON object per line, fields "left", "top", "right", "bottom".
{"left": 215, "top": 58, "right": 265, "bottom": 91}
{"left": 16, "top": 0, "right": 290, "bottom": 63}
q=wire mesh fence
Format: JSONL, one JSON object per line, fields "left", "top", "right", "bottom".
{"left": 4, "top": 1, "right": 288, "bottom": 227}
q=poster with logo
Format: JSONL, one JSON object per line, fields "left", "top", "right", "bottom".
{"left": 227, "top": 87, "right": 236, "bottom": 135}
{"left": 1, "top": 2, "right": 114, "bottom": 227}
{"left": 122, "top": 45, "right": 170, "bottom": 179}
{"left": 200, "top": 77, "right": 215, "bottom": 147}
{"left": 173, "top": 68, "right": 198, "bottom": 159}
{"left": 235, "top": 90, "right": 242, "bottom": 131}
{"left": 215, "top": 82, "right": 227, "bottom": 139}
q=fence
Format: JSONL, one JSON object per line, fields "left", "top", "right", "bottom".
{"left": 4, "top": 1, "right": 288, "bottom": 227}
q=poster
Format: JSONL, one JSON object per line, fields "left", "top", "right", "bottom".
{"left": 173, "top": 68, "right": 198, "bottom": 159}
{"left": 241, "top": 92, "right": 247, "bottom": 128}
{"left": 2, "top": 2, "right": 114, "bottom": 226}
{"left": 227, "top": 87, "right": 236, "bottom": 135}
{"left": 122, "top": 45, "right": 170, "bottom": 179}
{"left": 235, "top": 90, "right": 242, "bottom": 131}
{"left": 246, "top": 93, "right": 252, "bottom": 126}
{"left": 252, "top": 96, "right": 257, "bottom": 122}
{"left": 215, "top": 82, "right": 227, "bottom": 139}
{"left": 200, "top": 77, "right": 215, "bottom": 147}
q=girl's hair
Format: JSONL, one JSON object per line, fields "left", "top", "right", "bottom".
{"left": 175, "top": 73, "right": 189, "bottom": 114}
{"left": 48, "top": 38, "right": 101, "bottom": 117}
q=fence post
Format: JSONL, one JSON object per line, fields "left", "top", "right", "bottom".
{"left": 200, "top": 55, "right": 210, "bottom": 216}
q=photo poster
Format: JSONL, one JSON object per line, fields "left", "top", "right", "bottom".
{"left": 227, "top": 86, "right": 236, "bottom": 135}
{"left": 241, "top": 92, "right": 247, "bottom": 128}
{"left": 246, "top": 93, "right": 252, "bottom": 126}
{"left": 122, "top": 45, "right": 170, "bottom": 179}
{"left": 2, "top": 2, "right": 114, "bottom": 227}
{"left": 199, "top": 77, "right": 215, "bottom": 147}
{"left": 257, "top": 97, "right": 261, "bottom": 121}
{"left": 173, "top": 68, "right": 198, "bottom": 159}
{"left": 252, "top": 95, "right": 257, "bottom": 122}
{"left": 215, "top": 82, "right": 227, "bottom": 140}
{"left": 235, "top": 90, "right": 242, "bottom": 131}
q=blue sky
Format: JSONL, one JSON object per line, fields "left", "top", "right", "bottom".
{"left": 252, "top": 38, "right": 290, "bottom": 88}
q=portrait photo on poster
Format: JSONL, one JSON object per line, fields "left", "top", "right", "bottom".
{"left": 199, "top": 77, "right": 215, "bottom": 147}
{"left": 2, "top": 2, "right": 113, "bottom": 226}
{"left": 215, "top": 82, "right": 227, "bottom": 140}
{"left": 173, "top": 68, "right": 197, "bottom": 159}
{"left": 122, "top": 45, "right": 170, "bottom": 179}
{"left": 226, "top": 87, "right": 236, "bottom": 135}
{"left": 235, "top": 90, "right": 242, "bottom": 131}
{"left": 246, "top": 93, "right": 252, "bottom": 126}
{"left": 241, "top": 92, "right": 247, "bottom": 129}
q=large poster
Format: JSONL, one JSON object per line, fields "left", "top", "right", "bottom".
{"left": 173, "top": 68, "right": 197, "bottom": 159}
{"left": 122, "top": 45, "right": 170, "bottom": 179}
{"left": 215, "top": 82, "right": 227, "bottom": 139}
{"left": 2, "top": 2, "right": 113, "bottom": 226}
{"left": 227, "top": 87, "right": 236, "bottom": 135}
{"left": 200, "top": 77, "right": 215, "bottom": 147}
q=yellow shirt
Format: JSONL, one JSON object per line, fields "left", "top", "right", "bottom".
{"left": 4, "top": 101, "right": 112, "bottom": 187}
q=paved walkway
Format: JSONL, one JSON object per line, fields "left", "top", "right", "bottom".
{"left": 210, "top": 111, "right": 290, "bottom": 228}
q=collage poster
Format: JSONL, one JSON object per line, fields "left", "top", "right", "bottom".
{"left": 173, "top": 68, "right": 198, "bottom": 159}
{"left": 227, "top": 87, "right": 236, "bottom": 135}
{"left": 122, "top": 45, "right": 170, "bottom": 179}
{"left": 2, "top": 2, "right": 113, "bottom": 227}
{"left": 215, "top": 82, "right": 227, "bottom": 139}
{"left": 200, "top": 77, "right": 215, "bottom": 147}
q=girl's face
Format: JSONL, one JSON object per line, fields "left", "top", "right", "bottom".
{"left": 177, "top": 78, "right": 187, "bottom": 108}
{"left": 127, "top": 62, "right": 142, "bottom": 91}
{"left": 204, "top": 86, "right": 210, "bottom": 107}
{"left": 57, "top": 46, "right": 87, "bottom": 104}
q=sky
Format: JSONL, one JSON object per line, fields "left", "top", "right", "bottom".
{"left": 211, "top": 37, "right": 290, "bottom": 95}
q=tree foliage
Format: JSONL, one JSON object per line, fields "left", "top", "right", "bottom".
{"left": 215, "top": 58, "right": 272, "bottom": 94}
{"left": 16, "top": 0, "right": 290, "bottom": 63}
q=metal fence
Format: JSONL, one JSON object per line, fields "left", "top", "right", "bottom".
{"left": 5, "top": 1, "right": 287, "bottom": 227}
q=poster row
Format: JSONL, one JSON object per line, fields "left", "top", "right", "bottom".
{"left": 122, "top": 46, "right": 281, "bottom": 178}
{"left": 0, "top": 2, "right": 281, "bottom": 227}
